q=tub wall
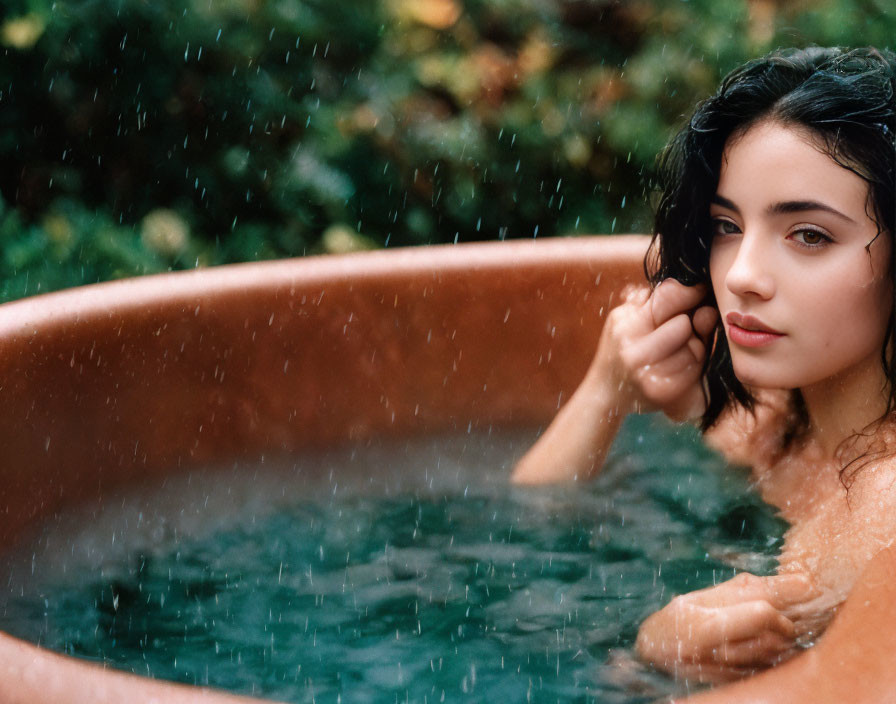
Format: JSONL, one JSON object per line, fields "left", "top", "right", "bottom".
{"left": 0, "top": 236, "right": 648, "bottom": 544}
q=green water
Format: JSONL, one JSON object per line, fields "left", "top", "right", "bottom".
{"left": 0, "top": 415, "right": 786, "bottom": 703}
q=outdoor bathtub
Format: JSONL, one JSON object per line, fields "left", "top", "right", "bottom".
{"left": 0, "top": 235, "right": 893, "bottom": 703}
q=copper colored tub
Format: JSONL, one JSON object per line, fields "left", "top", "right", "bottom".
{"left": 0, "top": 236, "right": 892, "bottom": 703}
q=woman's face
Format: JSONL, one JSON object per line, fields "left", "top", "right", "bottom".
{"left": 709, "top": 120, "right": 892, "bottom": 392}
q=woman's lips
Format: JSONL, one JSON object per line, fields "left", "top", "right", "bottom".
{"left": 725, "top": 312, "right": 784, "bottom": 348}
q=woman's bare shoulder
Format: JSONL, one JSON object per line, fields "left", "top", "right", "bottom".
{"left": 702, "top": 389, "right": 791, "bottom": 467}
{"left": 824, "top": 447, "right": 896, "bottom": 567}
{"left": 842, "top": 429, "right": 896, "bottom": 509}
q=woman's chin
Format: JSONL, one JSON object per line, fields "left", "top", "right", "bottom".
{"left": 731, "top": 366, "right": 792, "bottom": 391}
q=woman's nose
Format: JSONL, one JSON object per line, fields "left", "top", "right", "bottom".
{"left": 723, "top": 233, "right": 776, "bottom": 300}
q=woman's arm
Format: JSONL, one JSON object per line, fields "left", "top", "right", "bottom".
{"left": 511, "top": 279, "right": 717, "bottom": 484}
{"left": 675, "top": 548, "right": 896, "bottom": 704}
{"left": 636, "top": 572, "right": 820, "bottom": 684}
{"left": 509, "top": 347, "right": 628, "bottom": 484}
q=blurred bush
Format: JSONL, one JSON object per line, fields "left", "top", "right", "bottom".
{"left": 0, "top": 0, "right": 893, "bottom": 300}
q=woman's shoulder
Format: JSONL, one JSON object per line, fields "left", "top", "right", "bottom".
{"left": 702, "top": 389, "right": 792, "bottom": 467}
{"left": 823, "top": 439, "right": 896, "bottom": 566}
{"left": 838, "top": 420, "right": 896, "bottom": 506}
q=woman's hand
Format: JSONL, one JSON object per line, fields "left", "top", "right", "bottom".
{"left": 591, "top": 279, "right": 717, "bottom": 422}
{"left": 511, "top": 278, "right": 716, "bottom": 485}
{"left": 635, "top": 572, "right": 821, "bottom": 683}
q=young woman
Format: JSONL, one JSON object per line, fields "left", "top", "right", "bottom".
{"left": 512, "top": 46, "right": 896, "bottom": 684}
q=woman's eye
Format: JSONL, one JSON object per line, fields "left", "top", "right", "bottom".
{"left": 791, "top": 229, "right": 831, "bottom": 247}
{"left": 711, "top": 219, "right": 739, "bottom": 236}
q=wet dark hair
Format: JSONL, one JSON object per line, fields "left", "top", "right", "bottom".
{"left": 647, "top": 46, "right": 896, "bottom": 442}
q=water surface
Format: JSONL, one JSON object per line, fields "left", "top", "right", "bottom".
{"left": 0, "top": 415, "right": 786, "bottom": 703}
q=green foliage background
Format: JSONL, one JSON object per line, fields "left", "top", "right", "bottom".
{"left": 1, "top": 0, "right": 893, "bottom": 300}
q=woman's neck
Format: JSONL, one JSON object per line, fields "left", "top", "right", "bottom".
{"left": 800, "top": 361, "right": 890, "bottom": 459}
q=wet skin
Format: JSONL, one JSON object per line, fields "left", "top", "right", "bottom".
{"left": 709, "top": 120, "right": 892, "bottom": 406}
{"left": 640, "top": 120, "right": 896, "bottom": 681}
{"left": 514, "top": 119, "right": 896, "bottom": 682}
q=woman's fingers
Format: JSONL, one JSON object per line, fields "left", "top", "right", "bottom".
{"left": 619, "top": 314, "right": 707, "bottom": 413}
{"left": 648, "top": 283, "right": 716, "bottom": 366}
{"left": 761, "top": 572, "right": 821, "bottom": 610}
{"left": 603, "top": 280, "right": 711, "bottom": 418}
{"left": 630, "top": 285, "right": 716, "bottom": 370}
{"left": 692, "top": 305, "right": 719, "bottom": 342}
{"left": 701, "top": 600, "right": 797, "bottom": 643}
{"left": 684, "top": 308, "right": 715, "bottom": 365}
{"left": 621, "top": 284, "right": 650, "bottom": 306}
{"left": 625, "top": 314, "right": 697, "bottom": 368}
{"left": 650, "top": 279, "right": 708, "bottom": 327}
{"left": 668, "top": 660, "right": 760, "bottom": 684}
{"left": 634, "top": 347, "right": 702, "bottom": 400}
{"left": 710, "top": 631, "right": 798, "bottom": 667}
{"left": 637, "top": 573, "right": 816, "bottom": 681}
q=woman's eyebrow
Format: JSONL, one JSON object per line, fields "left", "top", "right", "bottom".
{"left": 711, "top": 194, "right": 856, "bottom": 224}
{"left": 710, "top": 194, "right": 740, "bottom": 212}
